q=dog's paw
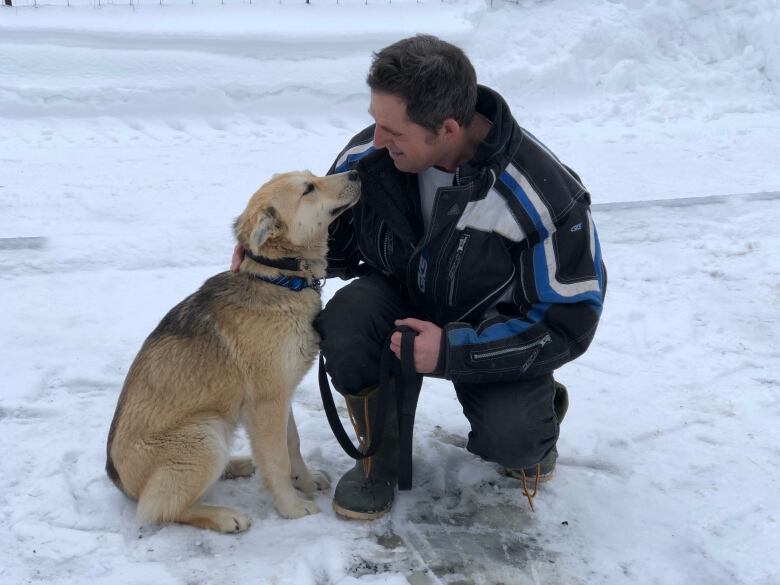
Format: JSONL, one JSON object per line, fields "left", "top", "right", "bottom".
{"left": 292, "top": 469, "right": 331, "bottom": 495}
{"left": 222, "top": 457, "right": 256, "bottom": 480}
{"left": 277, "top": 497, "right": 320, "bottom": 519}
{"left": 309, "top": 470, "right": 331, "bottom": 492}
{"left": 226, "top": 510, "right": 252, "bottom": 533}
{"left": 209, "top": 507, "right": 252, "bottom": 534}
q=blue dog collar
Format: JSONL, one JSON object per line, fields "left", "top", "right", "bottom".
{"left": 252, "top": 273, "right": 322, "bottom": 293}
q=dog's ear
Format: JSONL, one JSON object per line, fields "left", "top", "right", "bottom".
{"left": 249, "top": 208, "right": 278, "bottom": 250}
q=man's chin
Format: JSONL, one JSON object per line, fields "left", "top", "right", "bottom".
{"left": 391, "top": 158, "right": 417, "bottom": 173}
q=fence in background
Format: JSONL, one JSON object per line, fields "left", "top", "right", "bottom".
{"left": 3, "top": 0, "right": 450, "bottom": 6}
{"left": 0, "top": 0, "right": 525, "bottom": 15}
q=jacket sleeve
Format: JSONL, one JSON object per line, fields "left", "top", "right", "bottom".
{"left": 439, "top": 204, "right": 606, "bottom": 383}
{"left": 323, "top": 130, "right": 375, "bottom": 280}
{"left": 324, "top": 209, "right": 362, "bottom": 280}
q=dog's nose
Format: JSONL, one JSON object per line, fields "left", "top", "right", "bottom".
{"left": 347, "top": 170, "right": 359, "bottom": 182}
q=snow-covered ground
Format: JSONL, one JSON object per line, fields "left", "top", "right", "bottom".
{"left": 1, "top": 1, "right": 779, "bottom": 583}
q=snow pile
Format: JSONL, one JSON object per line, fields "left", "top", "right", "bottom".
{"left": 472, "top": 0, "right": 780, "bottom": 124}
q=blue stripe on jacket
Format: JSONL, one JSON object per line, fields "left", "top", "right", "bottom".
{"left": 447, "top": 170, "right": 604, "bottom": 348}
{"left": 499, "top": 169, "right": 550, "bottom": 238}
{"left": 334, "top": 144, "right": 376, "bottom": 173}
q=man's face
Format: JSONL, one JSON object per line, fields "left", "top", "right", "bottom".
{"left": 368, "top": 91, "right": 447, "bottom": 173}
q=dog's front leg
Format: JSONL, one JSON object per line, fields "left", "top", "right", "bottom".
{"left": 244, "top": 397, "right": 320, "bottom": 519}
{"left": 288, "top": 407, "right": 330, "bottom": 495}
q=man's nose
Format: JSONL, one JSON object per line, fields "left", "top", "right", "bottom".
{"left": 373, "top": 127, "right": 389, "bottom": 149}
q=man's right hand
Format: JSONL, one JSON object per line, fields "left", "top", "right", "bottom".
{"left": 231, "top": 244, "right": 244, "bottom": 273}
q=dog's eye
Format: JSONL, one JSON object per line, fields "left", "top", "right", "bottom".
{"left": 302, "top": 183, "right": 315, "bottom": 196}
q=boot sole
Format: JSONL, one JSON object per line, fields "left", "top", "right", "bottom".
{"left": 332, "top": 500, "right": 392, "bottom": 520}
{"left": 503, "top": 468, "right": 555, "bottom": 484}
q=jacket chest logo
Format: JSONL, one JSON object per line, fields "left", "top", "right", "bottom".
{"left": 417, "top": 252, "right": 428, "bottom": 293}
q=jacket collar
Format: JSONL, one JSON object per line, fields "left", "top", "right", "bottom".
{"left": 456, "top": 85, "right": 516, "bottom": 184}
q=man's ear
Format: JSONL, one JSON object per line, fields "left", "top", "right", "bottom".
{"left": 249, "top": 209, "right": 277, "bottom": 251}
{"left": 441, "top": 117, "right": 461, "bottom": 139}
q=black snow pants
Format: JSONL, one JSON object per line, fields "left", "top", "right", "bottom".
{"left": 314, "top": 273, "right": 561, "bottom": 470}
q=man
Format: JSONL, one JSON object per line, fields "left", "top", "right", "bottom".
{"left": 235, "top": 35, "right": 606, "bottom": 520}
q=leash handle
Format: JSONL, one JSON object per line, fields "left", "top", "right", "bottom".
{"left": 395, "top": 326, "right": 422, "bottom": 491}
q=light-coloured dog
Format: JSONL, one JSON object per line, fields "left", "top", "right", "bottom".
{"left": 106, "top": 170, "right": 361, "bottom": 532}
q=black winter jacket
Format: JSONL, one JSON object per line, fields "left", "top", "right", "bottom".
{"left": 326, "top": 86, "right": 606, "bottom": 383}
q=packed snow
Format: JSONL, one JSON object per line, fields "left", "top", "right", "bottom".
{"left": 1, "top": 1, "right": 779, "bottom": 583}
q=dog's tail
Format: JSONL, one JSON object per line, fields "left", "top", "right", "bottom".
{"left": 106, "top": 394, "right": 128, "bottom": 495}
{"left": 106, "top": 453, "right": 125, "bottom": 493}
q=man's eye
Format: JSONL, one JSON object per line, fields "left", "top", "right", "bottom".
{"left": 303, "top": 183, "right": 315, "bottom": 196}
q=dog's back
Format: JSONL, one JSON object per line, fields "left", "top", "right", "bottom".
{"left": 106, "top": 273, "right": 234, "bottom": 493}
{"left": 106, "top": 271, "right": 320, "bottom": 494}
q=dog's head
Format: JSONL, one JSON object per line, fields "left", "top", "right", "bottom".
{"left": 234, "top": 170, "right": 361, "bottom": 261}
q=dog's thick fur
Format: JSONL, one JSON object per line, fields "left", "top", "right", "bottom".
{"left": 106, "top": 170, "right": 360, "bottom": 532}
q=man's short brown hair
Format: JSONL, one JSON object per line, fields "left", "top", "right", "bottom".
{"left": 367, "top": 34, "right": 478, "bottom": 133}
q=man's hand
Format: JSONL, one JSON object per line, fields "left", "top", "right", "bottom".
{"left": 390, "top": 318, "right": 442, "bottom": 374}
{"left": 231, "top": 244, "right": 244, "bottom": 273}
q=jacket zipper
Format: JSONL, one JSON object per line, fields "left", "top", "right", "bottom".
{"left": 383, "top": 229, "right": 392, "bottom": 272}
{"left": 376, "top": 221, "right": 391, "bottom": 273}
{"left": 447, "top": 233, "right": 470, "bottom": 306}
{"left": 407, "top": 181, "right": 461, "bottom": 295}
{"left": 470, "top": 333, "right": 552, "bottom": 361}
{"left": 406, "top": 166, "right": 482, "bottom": 301}
{"left": 454, "top": 265, "right": 515, "bottom": 323}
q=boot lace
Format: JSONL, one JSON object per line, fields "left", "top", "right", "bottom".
{"left": 519, "top": 464, "right": 541, "bottom": 512}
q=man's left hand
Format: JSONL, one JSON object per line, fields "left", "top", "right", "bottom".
{"left": 390, "top": 318, "right": 442, "bottom": 374}
{"left": 231, "top": 244, "right": 244, "bottom": 273}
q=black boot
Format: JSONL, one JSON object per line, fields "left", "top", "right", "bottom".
{"left": 332, "top": 385, "right": 399, "bottom": 520}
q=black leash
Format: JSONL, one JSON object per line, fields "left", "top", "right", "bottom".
{"left": 319, "top": 325, "right": 422, "bottom": 491}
